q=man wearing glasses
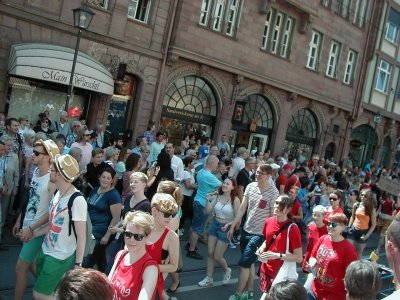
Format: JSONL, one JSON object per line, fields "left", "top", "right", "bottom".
{"left": 71, "top": 128, "right": 94, "bottom": 171}
{"left": 12, "top": 139, "right": 59, "bottom": 300}
{"left": 66, "top": 121, "right": 82, "bottom": 148}
{"left": 227, "top": 164, "right": 279, "bottom": 300}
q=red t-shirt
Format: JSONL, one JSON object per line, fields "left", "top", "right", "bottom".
{"left": 290, "top": 199, "right": 301, "bottom": 217}
{"left": 287, "top": 174, "right": 301, "bottom": 193}
{"left": 302, "top": 223, "right": 328, "bottom": 272}
{"left": 311, "top": 235, "right": 358, "bottom": 300}
{"left": 260, "top": 217, "right": 302, "bottom": 278}
{"left": 324, "top": 207, "right": 344, "bottom": 224}
{"left": 380, "top": 199, "right": 395, "bottom": 215}
{"left": 110, "top": 251, "right": 163, "bottom": 300}
{"left": 275, "top": 174, "right": 288, "bottom": 192}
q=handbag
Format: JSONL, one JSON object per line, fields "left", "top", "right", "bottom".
{"left": 271, "top": 223, "right": 298, "bottom": 286}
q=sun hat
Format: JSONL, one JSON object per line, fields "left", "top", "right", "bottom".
{"left": 36, "top": 139, "right": 60, "bottom": 159}
{"left": 53, "top": 154, "right": 80, "bottom": 182}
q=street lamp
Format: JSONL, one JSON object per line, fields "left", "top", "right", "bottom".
{"left": 65, "top": 4, "right": 95, "bottom": 111}
{"left": 373, "top": 111, "right": 382, "bottom": 126}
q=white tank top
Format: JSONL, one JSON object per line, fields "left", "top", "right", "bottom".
{"left": 214, "top": 198, "right": 234, "bottom": 223}
{"left": 23, "top": 168, "right": 51, "bottom": 230}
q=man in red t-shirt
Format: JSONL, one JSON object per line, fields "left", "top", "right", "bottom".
{"left": 286, "top": 167, "right": 305, "bottom": 194}
{"left": 275, "top": 164, "right": 294, "bottom": 195}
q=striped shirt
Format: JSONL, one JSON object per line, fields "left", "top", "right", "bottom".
{"left": 243, "top": 181, "right": 279, "bottom": 234}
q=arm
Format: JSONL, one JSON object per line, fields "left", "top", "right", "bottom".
{"left": 237, "top": 185, "right": 244, "bottom": 201}
{"left": 101, "top": 203, "right": 122, "bottom": 245}
{"left": 183, "top": 178, "right": 197, "bottom": 190}
{"left": 292, "top": 206, "right": 303, "bottom": 222}
{"left": 227, "top": 194, "right": 249, "bottom": 239}
{"left": 74, "top": 221, "right": 86, "bottom": 266}
{"left": 18, "top": 212, "right": 49, "bottom": 241}
{"left": 263, "top": 247, "right": 303, "bottom": 263}
{"left": 222, "top": 197, "right": 241, "bottom": 231}
{"left": 146, "top": 166, "right": 160, "bottom": 188}
{"left": 279, "top": 184, "right": 285, "bottom": 195}
{"left": 24, "top": 156, "right": 32, "bottom": 188}
{"left": 159, "top": 231, "right": 179, "bottom": 273}
{"left": 362, "top": 209, "right": 377, "bottom": 241}
{"left": 139, "top": 265, "right": 158, "bottom": 300}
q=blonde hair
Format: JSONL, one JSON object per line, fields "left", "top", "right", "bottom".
{"left": 124, "top": 211, "right": 154, "bottom": 236}
{"left": 151, "top": 193, "right": 178, "bottom": 213}
{"left": 156, "top": 180, "right": 183, "bottom": 206}
{"left": 130, "top": 172, "right": 148, "bottom": 184}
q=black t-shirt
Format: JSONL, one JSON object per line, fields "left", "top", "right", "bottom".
{"left": 237, "top": 168, "right": 252, "bottom": 191}
{"left": 84, "top": 161, "right": 109, "bottom": 196}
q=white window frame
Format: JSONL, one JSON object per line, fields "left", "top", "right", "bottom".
{"left": 213, "top": 0, "right": 225, "bottom": 32}
{"left": 271, "top": 13, "right": 283, "bottom": 54}
{"left": 385, "top": 21, "right": 398, "bottom": 44}
{"left": 199, "top": 0, "right": 211, "bottom": 26}
{"left": 326, "top": 40, "right": 341, "bottom": 78}
{"left": 343, "top": 50, "right": 357, "bottom": 85}
{"left": 280, "top": 17, "right": 293, "bottom": 58}
{"left": 321, "top": 0, "right": 330, "bottom": 7}
{"left": 226, "top": 0, "right": 240, "bottom": 36}
{"left": 127, "top": 0, "right": 152, "bottom": 23}
{"left": 340, "top": 0, "right": 352, "bottom": 18}
{"left": 353, "top": 0, "right": 366, "bottom": 27}
{"left": 375, "top": 59, "right": 391, "bottom": 93}
{"left": 261, "top": 10, "right": 272, "bottom": 50}
{"left": 306, "top": 31, "right": 323, "bottom": 70}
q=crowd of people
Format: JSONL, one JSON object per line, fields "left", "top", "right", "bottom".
{"left": 0, "top": 112, "right": 399, "bottom": 300}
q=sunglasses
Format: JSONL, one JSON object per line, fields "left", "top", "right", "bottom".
{"left": 158, "top": 209, "right": 177, "bottom": 218}
{"left": 33, "top": 149, "right": 47, "bottom": 156}
{"left": 329, "top": 197, "right": 338, "bottom": 201}
{"left": 327, "top": 221, "right": 339, "bottom": 228}
{"left": 123, "top": 231, "right": 146, "bottom": 241}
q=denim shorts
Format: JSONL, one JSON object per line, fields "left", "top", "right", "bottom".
{"left": 208, "top": 219, "right": 230, "bottom": 243}
{"left": 238, "top": 229, "right": 264, "bottom": 268}
{"left": 191, "top": 201, "right": 207, "bottom": 234}
{"left": 347, "top": 227, "right": 369, "bottom": 244}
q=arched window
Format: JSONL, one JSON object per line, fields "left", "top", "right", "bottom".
{"left": 350, "top": 124, "right": 377, "bottom": 167}
{"left": 242, "top": 94, "right": 274, "bottom": 129}
{"left": 286, "top": 108, "right": 317, "bottom": 143}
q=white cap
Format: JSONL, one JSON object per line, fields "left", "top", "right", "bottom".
{"left": 269, "top": 163, "right": 280, "bottom": 170}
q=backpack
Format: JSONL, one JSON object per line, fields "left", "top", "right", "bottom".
{"left": 67, "top": 191, "right": 96, "bottom": 257}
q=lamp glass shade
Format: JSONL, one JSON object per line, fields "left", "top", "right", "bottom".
{"left": 73, "top": 5, "right": 95, "bottom": 29}
{"left": 373, "top": 112, "right": 382, "bottom": 124}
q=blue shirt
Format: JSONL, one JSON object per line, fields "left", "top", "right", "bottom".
{"left": 198, "top": 145, "right": 209, "bottom": 158}
{"left": 194, "top": 169, "right": 221, "bottom": 207}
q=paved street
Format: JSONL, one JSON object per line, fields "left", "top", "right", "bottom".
{"left": 0, "top": 226, "right": 394, "bottom": 300}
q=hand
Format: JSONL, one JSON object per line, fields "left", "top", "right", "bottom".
{"left": 263, "top": 251, "right": 280, "bottom": 260}
{"left": 227, "top": 227, "right": 234, "bottom": 240}
{"left": 360, "top": 234, "right": 368, "bottom": 241}
{"left": 12, "top": 222, "right": 20, "bottom": 238}
{"left": 1, "top": 185, "right": 7, "bottom": 195}
{"left": 18, "top": 227, "right": 33, "bottom": 242}
{"left": 108, "top": 225, "right": 123, "bottom": 235}
{"left": 100, "top": 236, "right": 109, "bottom": 245}
{"left": 154, "top": 166, "right": 160, "bottom": 176}
{"left": 221, "top": 224, "right": 230, "bottom": 232}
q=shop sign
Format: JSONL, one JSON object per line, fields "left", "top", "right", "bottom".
{"left": 350, "top": 139, "right": 362, "bottom": 148}
{"left": 376, "top": 176, "right": 400, "bottom": 195}
{"left": 41, "top": 70, "right": 101, "bottom": 92}
{"left": 162, "top": 106, "right": 214, "bottom": 124}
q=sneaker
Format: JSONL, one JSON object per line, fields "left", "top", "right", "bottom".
{"left": 187, "top": 250, "right": 203, "bottom": 260}
{"left": 228, "top": 294, "right": 241, "bottom": 300}
{"left": 184, "top": 243, "right": 198, "bottom": 251}
{"left": 246, "top": 291, "right": 253, "bottom": 300}
{"left": 240, "top": 291, "right": 248, "bottom": 300}
{"left": 232, "top": 236, "right": 241, "bottom": 245}
{"left": 229, "top": 240, "right": 236, "bottom": 249}
{"left": 223, "top": 267, "right": 231, "bottom": 284}
{"left": 198, "top": 276, "right": 213, "bottom": 287}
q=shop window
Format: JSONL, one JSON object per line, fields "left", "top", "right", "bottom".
{"left": 198, "top": 0, "right": 243, "bottom": 37}
{"left": 261, "top": 8, "right": 295, "bottom": 59}
{"left": 375, "top": 59, "right": 391, "bottom": 94}
{"left": 306, "top": 30, "right": 323, "bottom": 71}
{"left": 241, "top": 94, "right": 274, "bottom": 129}
{"left": 326, "top": 40, "right": 341, "bottom": 78}
{"left": 343, "top": 49, "right": 358, "bottom": 85}
{"left": 128, "top": 0, "right": 151, "bottom": 23}
{"left": 385, "top": 8, "right": 400, "bottom": 44}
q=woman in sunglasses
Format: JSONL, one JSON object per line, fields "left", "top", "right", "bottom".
{"left": 347, "top": 189, "right": 377, "bottom": 258}
{"left": 146, "top": 193, "right": 180, "bottom": 297}
{"left": 198, "top": 178, "right": 240, "bottom": 287}
{"left": 324, "top": 190, "right": 344, "bottom": 223}
{"left": 344, "top": 190, "right": 359, "bottom": 220}
{"left": 108, "top": 211, "right": 163, "bottom": 299}
{"left": 33, "top": 116, "right": 53, "bottom": 138}
{"left": 307, "top": 213, "right": 358, "bottom": 300}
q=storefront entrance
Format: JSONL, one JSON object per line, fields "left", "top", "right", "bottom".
{"left": 161, "top": 75, "right": 217, "bottom": 152}
{"left": 248, "top": 133, "right": 268, "bottom": 153}
{"left": 349, "top": 124, "right": 377, "bottom": 168}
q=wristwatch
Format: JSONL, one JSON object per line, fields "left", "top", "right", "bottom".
{"left": 280, "top": 253, "right": 283, "bottom": 259}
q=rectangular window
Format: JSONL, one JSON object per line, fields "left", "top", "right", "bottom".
{"left": 326, "top": 40, "right": 341, "bottom": 78}
{"left": 261, "top": 10, "right": 272, "bottom": 50}
{"left": 199, "top": 0, "right": 211, "bottom": 26}
{"left": 375, "top": 59, "right": 391, "bottom": 93}
{"left": 226, "top": 0, "right": 239, "bottom": 36}
{"left": 343, "top": 49, "right": 357, "bottom": 84}
{"left": 280, "top": 17, "right": 293, "bottom": 58}
{"left": 213, "top": 0, "right": 225, "bottom": 32}
{"left": 385, "top": 8, "right": 400, "bottom": 44}
{"left": 353, "top": 0, "right": 367, "bottom": 27}
{"left": 271, "top": 13, "right": 283, "bottom": 54}
{"left": 306, "top": 30, "right": 323, "bottom": 70}
{"left": 127, "top": 0, "right": 151, "bottom": 23}
{"left": 321, "top": 0, "right": 331, "bottom": 7}
{"left": 339, "top": 0, "right": 352, "bottom": 18}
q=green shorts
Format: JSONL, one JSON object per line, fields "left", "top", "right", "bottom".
{"left": 19, "top": 235, "right": 45, "bottom": 263}
{"left": 34, "top": 250, "right": 75, "bottom": 295}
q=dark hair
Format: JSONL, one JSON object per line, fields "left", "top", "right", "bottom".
{"left": 92, "top": 148, "right": 104, "bottom": 157}
{"left": 147, "top": 121, "right": 155, "bottom": 131}
{"left": 117, "top": 147, "right": 129, "bottom": 162}
{"left": 201, "top": 136, "right": 209, "bottom": 144}
{"left": 361, "top": 189, "right": 376, "bottom": 217}
{"left": 344, "top": 260, "right": 381, "bottom": 300}
{"left": 266, "top": 280, "right": 307, "bottom": 300}
{"left": 218, "top": 178, "right": 239, "bottom": 204}
{"left": 5, "top": 117, "right": 18, "bottom": 127}
{"left": 157, "top": 150, "right": 171, "bottom": 169}
{"left": 125, "top": 153, "right": 141, "bottom": 172}
{"left": 136, "top": 135, "right": 145, "bottom": 146}
{"left": 55, "top": 134, "right": 66, "bottom": 145}
{"left": 101, "top": 166, "right": 116, "bottom": 179}
{"left": 300, "top": 176, "right": 310, "bottom": 188}
{"left": 387, "top": 215, "right": 400, "bottom": 249}
{"left": 56, "top": 268, "right": 113, "bottom": 300}
{"left": 156, "top": 131, "right": 164, "bottom": 138}
{"left": 183, "top": 156, "right": 195, "bottom": 167}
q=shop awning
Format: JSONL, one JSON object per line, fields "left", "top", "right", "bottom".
{"left": 8, "top": 43, "right": 114, "bottom": 95}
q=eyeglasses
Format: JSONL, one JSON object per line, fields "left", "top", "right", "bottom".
{"left": 84, "top": 134, "right": 90, "bottom": 137}
{"left": 329, "top": 197, "right": 338, "bottom": 201}
{"left": 41, "top": 120, "right": 49, "bottom": 123}
{"left": 73, "top": 125, "right": 80, "bottom": 128}
{"left": 158, "top": 209, "right": 177, "bottom": 218}
{"left": 123, "top": 231, "right": 146, "bottom": 241}
{"left": 49, "top": 169, "right": 57, "bottom": 173}
{"left": 256, "top": 170, "right": 267, "bottom": 176}
{"left": 259, "top": 199, "right": 267, "bottom": 209}
{"left": 327, "top": 222, "right": 339, "bottom": 228}
{"left": 33, "top": 149, "right": 47, "bottom": 156}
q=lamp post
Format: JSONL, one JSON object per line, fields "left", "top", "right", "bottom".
{"left": 65, "top": 4, "right": 95, "bottom": 111}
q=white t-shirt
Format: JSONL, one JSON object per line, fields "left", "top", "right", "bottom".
{"left": 383, "top": 289, "right": 400, "bottom": 300}
{"left": 171, "top": 155, "right": 184, "bottom": 182}
{"left": 23, "top": 169, "right": 51, "bottom": 231}
{"left": 70, "top": 142, "right": 93, "bottom": 171}
{"left": 233, "top": 157, "right": 245, "bottom": 179}
{"left": 181, "top": 169, "right": 195, "bottom": 197}
{"left": 42, "top": 190, "right": 87, "bottom": 260}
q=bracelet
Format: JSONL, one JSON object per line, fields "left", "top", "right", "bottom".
{"left": 28, "top": 226, "right": 34, "bottom": 234}
{"left": 75, "top": 262, "right": 82, "bottom": 267}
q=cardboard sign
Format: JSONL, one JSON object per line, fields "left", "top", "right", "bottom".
{"left": 376, "top": 176, "right": 400, "bottom": 195}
